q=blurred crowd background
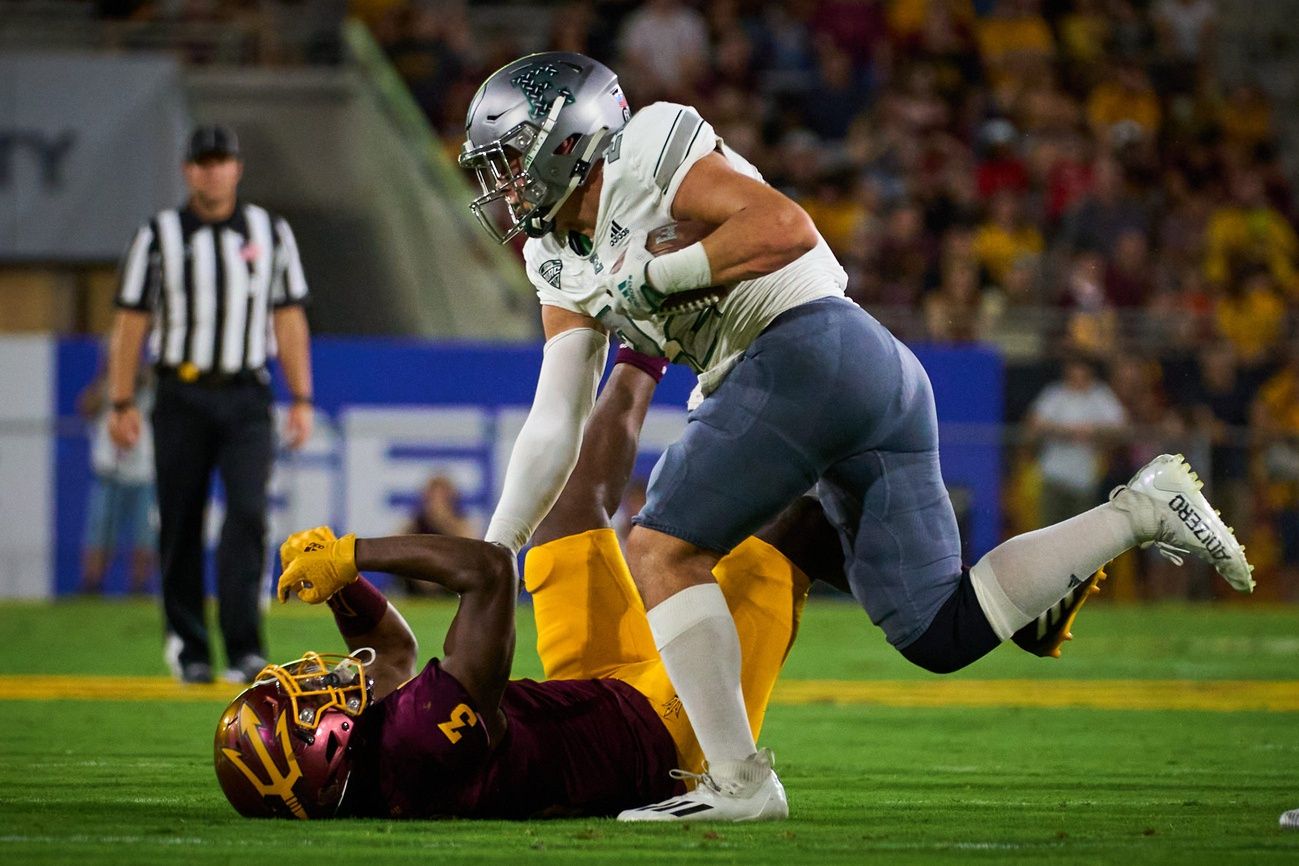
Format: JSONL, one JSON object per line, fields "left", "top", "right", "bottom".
{"left": 5, "top": 0, "right": 1299, "bottom": 599}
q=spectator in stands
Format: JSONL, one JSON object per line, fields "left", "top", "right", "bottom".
{"left": 618, "top": 0, "right": 709, "bottom": 103}
{"left": 1104, "top": 228, "right": 1154, "bottom": 309}
{"left": 1057, "top": 0, "right": 1111, "bottom": 89}
{"left": 1152, "top": 0, "right": 1218, "bottom": 66}
{"left": 974, "top": 0, "right": 1055, "bottom": 91}
{"left": 760, "top": 0, "right": 820, "bottom": 97}
{"left": 981, "top": 253, "right": 1046, "bottom": 358}
{"left": 875, "top": 200, "right": 933, "bottom": 307}
{"left": 385, "top": 3, "right": 467, "bottom": 128}
{"left": 974, "top": 189, "right": 1042, "bottom": 287}
{"left": 1252, "top": 342, "right": 1299, "bottom": 599}
{"left": 1086, "top": 61, "right": 1162, "bottom": 142}
{"left": 975, "top": 119, "right": 1029, "bottom": 202}
{"left": 1204, "top": 171, "right": 1299, "bottom": 296}
{"left": 1106, "top": 355, "right": 1195, "bottom": 598}
{"left": 1108, "top": 0, "right": 1154, "bottom": 59}
{"left": 78, "top": 367, "right": 157, "bottom": 595}
{"left": 800, "top": 167, "right": 869, "bottom": 258}
{"left": 803, "top": 40, "right": 873, "bottom": 141}
{"left": 398, "top": 474, "right": 477, "bottom": 596}
{"left": 1184, "top": 343, "right": 1254, "bottom": 532}
{"left": 923, "top": 257, "right": 988, "bottom": 344}
{"left": 1059, "top": 157, "right": 1150, "bottom": 255}
{"left": 1040, "top": 133, "right": 1093, "bottom": 225}
{"left": 1214, "top": 267, "right": 1288, "bottom": 374}
{"left": 1027, "top": 355, "right": 1128, "bottom": 526}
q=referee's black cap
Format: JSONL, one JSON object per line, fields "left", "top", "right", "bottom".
{"left": 186, "top": 124, "right": 240, "bottom": 162}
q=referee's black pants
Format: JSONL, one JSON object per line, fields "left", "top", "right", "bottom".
{"left": 152, "top": 376, "right": 273, "bottom": 669}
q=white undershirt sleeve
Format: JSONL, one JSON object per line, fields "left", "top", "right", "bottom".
{"left": 483, "top": 327, "right": 609, "bottom": 553}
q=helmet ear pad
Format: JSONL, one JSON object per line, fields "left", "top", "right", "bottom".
{"left": 213, "top": 680, "right": 360, "bottom": 819}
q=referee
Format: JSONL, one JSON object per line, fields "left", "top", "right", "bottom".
{"left": 106, "top": 124, "right": 315, "bottom": 685}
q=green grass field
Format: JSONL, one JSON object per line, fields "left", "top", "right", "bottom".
{"left": 1, "top": 598, "right": 1296, "bottom": 864}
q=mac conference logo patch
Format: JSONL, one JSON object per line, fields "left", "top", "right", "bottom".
{"left": 539, "top": 259, "right": 562, "bottom": 288}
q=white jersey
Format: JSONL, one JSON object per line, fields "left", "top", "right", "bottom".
{"left": 522, "top": 102, "right": 847, "bottom": 395}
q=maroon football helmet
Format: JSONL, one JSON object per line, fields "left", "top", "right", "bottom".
{"left": 214, "top": 651, "right": 373, "bottom": 819}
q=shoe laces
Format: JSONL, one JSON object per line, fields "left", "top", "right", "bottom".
{"left": 1150, "top": 541, "right": 1188, "bottom": 566}
{"left": 669, "top": 748, "right": 776, "bottom": 797}
{"left": 668, "top": 767, "right": 723, "bottom": 794}
{"left": 1109, "top": 483, "right": 1190, "bottom": 566}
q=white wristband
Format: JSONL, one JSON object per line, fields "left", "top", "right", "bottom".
{"left": 646, "top": 241, "right": 712, "bottom": 292}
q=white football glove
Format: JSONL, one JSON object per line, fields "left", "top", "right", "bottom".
{"left": 603, "top": 229, "right": 668, "bottom": 319}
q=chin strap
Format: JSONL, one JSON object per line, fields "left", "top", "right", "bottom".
{"left": 524, "top": 96, "right": 611, "bottom": 238}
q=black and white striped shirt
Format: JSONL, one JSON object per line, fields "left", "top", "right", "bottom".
{"left": 115, "top": 203, "right": 309, "bottom": 373}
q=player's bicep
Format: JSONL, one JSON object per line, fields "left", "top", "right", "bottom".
{"left": 670, "top": 152, "right": 799, "bottom": 226}
{"left": 542, "top": 304, "right": 603, "bottom": 340}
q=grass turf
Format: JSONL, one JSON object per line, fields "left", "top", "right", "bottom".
{"left": 1, "top": 598, "right": 1296, "bottom": 864}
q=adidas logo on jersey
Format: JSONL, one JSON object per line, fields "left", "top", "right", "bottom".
{"left": 609, "top": 220, "right": 629, "bottom": 246}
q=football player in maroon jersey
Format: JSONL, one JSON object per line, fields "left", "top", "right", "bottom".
{"left": 214, "top": 348, "right": 842, "bottom": 819}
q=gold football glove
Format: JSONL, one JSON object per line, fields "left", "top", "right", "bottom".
{"left": 279, "top": 525, "right": 338, "bottom": 572}
{"left": 276, "top": 532, "right": 358, "bottom": 604}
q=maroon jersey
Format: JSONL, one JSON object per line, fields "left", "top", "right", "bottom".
{"left": 340, "top": 660, "right": 683, "bottom": 819}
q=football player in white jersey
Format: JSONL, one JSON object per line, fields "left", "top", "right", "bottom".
{"left": 459, "top": 53, "right": 1255, "bottom": 822}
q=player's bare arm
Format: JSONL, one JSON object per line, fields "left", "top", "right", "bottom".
{"left": 542, "top": 303, "right": 604, "bottom": 340}
{"left": 670, "top": 151, "right": 819, "bottom": 285}
{"left": 352, "top": 535, "right": 516, "bottom": 738}
{"left": 279, "top": 529, "right": 516, "bottom": 739}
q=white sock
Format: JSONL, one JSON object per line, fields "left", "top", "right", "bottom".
{"left": 647, "top": 583, "right": 757, "bottom": 773}
{"left": 970, "top": 501, "right": 1142, "bottom": 639}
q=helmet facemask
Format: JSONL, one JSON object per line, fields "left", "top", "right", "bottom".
{"left": 461, "top": 119, "right": 553, "bottom": 244}
{"left": 213, "top": 649, "right": 375, "bottom": 820}
{"left": 461, "top": 53, "right": 629, "bottom": 243}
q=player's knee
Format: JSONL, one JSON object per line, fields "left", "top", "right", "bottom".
{"left": 899, "top": 646, "right": 972, "bottom": 676}
{"left": 626, "top": 527, "right": 719, "bottom": 606}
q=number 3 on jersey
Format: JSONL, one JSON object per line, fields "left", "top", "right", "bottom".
{"left": 438, "top": 703, "right": 479, "bottom": 744}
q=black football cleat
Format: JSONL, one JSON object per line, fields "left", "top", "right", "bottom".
{"left": 1011, "top": 567, "right": 1107, "bottom": 659}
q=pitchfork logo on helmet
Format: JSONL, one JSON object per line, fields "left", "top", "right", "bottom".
{"left": 460, "top": 52, "right": 630, "bottom": 243}
{"left": 213, "top": 650, "right": 374, "bottom": 819}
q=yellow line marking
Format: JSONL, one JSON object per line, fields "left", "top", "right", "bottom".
{"left": 771, "top": 679, "right": 1299, "bottom": 712}
{"left": 0, "top": 676, "right": 243, "bottom": 702}
{"left": 0, "top": 676, "right": 1296, "bottom": 711}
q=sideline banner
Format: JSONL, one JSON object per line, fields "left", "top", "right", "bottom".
{"left": 40, "top": 337, "right": 1002, "bottom": 597}
{"left": 0, "top": 52, "right": 188, "bottom": 260}
{"left": 0, "top": 336, "right": 54, "bottom": 598}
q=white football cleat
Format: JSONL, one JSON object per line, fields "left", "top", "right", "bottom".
{"left": 617, "top": 749, "right": 788, "bottom": 822}
{"left": 1282, "top": 808, "right": 1299, "bottom": 830}
{"left": 1109, "top": 454, "right": 1255, "bottom": 593}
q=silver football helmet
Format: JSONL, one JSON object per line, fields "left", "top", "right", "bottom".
{"left": 461, "top": 52, "right": 630, "bottom": 243}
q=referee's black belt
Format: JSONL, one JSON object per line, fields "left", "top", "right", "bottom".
{"left": 156, "top": 363, "right": 269, "bottom": 387}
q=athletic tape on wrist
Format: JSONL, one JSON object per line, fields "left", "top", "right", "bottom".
{"left": 646, "top": 241, "right": 712, "bottom": 292}
{"left": 327, "top": 576, "right": 388, "bottom": 637}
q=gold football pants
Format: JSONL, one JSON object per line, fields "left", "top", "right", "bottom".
{"left": 523, "top": 528, "right": 810, "bottom": 773}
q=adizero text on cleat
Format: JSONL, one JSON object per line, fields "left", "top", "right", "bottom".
{"left": 1110, "top": 454, "right": 1255, "bottom": 593}
{"left": 1012, "top": 567, "right": 1107, "bottom": 658}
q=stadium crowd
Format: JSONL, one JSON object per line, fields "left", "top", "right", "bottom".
{"left": 359, "top": 0, "right": 1297, "bottom": 598}
{"left": 62, "top": 0, "right": 1297, "bottom": 597}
